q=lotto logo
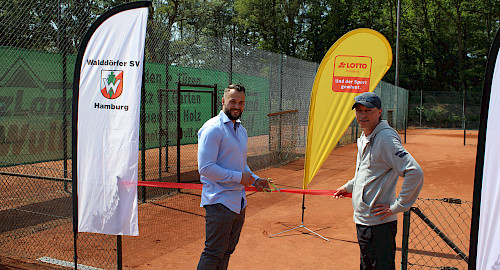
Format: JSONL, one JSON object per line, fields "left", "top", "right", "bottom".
{"left": 338, "top": 62, "right": 368, "bottom": 69}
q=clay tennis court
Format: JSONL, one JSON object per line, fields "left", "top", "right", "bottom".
{"left": 0, "top": 128, "right": 477, "bottom": 269}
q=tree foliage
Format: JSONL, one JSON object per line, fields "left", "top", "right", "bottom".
{"left": 230, "top": 0, "right": 499, "bottom": 93}
{"left": 1, "top": 0, "right": 498, "bottom": 93}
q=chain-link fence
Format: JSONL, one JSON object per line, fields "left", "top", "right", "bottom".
{"left": 0, "top": 1, "right": 409, "bottom": 269}
{"left": 267, "top": 109, "right": 301, "bottom": 166}
{"left": 402, "top": 198, "right": 472, "bottom": 270}
{"left": 408, "top": 90, "right": 482, "bottom": 129}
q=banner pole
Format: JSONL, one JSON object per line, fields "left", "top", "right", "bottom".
{"left": 71, "top": 11, "right": 80, "bottom": 269}
{"left": 117, "top": 235, "right": 122, "bottom": 269}
{"left": 177, "top": 81, "right": 181, "bottom": 184}
{"left": 301, "top": 193, "right": 305, "bottom": 223}
{"left": 141, "top": 48, "right": 147, "bottom": 203}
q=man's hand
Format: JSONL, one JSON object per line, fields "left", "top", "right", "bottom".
{"left": 253, "top": 178, "right": 271, "bottom": 192}
{"left": 372, "top": 204, "right": 393, "bottom": 220}
{"left": 240, "top": 172, "right": 255, "bottom": 187}
{"left": 333, "top": 186, "right": 348, "bottom": 199}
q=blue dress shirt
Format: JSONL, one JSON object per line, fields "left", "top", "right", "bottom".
{"left": 197, "top": 110, "right": 259, "bottom": 214}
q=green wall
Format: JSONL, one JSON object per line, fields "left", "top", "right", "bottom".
{"left": 0, "top": 47, "right": 270, "bottom": 166}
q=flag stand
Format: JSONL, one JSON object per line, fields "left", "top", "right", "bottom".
{"left": 268, "top": 194, "right": 329, "bottom": 241}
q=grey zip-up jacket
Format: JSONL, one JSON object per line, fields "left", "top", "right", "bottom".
{"left": 343, "top": 120, "right": 423, "bottom": 226}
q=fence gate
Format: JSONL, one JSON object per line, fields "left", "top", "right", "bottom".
{"left": 156, "top": 83, "right": 217, "bottom": 186}
{"left": 402, "top": 198, "right": 471, "bottom": 270}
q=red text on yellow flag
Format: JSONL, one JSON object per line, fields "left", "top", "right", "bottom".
{"left": 332, "top": 55, "right": 372, "bottom": 93}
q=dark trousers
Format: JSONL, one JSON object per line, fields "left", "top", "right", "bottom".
{"left": 197, "top": 203, "right": 246, "bottom": 270}
{"left": 356, "top": 221, "right": 398, "bottom": 270}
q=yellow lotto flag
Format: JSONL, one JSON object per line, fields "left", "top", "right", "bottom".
{"left": 303, "top": 28, "right": 392, "bottom": 189}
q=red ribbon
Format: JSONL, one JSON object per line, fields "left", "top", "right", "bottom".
{"left": 137, "top": 181, "right": 352, "bottom": 197}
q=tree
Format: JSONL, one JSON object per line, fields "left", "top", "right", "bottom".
{"left": 233, "top": 0, "right": 306, "bottom": 56}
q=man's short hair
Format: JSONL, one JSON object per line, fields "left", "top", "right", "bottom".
{"left": 225, "top": 84, "right": 246, "bottom": 94}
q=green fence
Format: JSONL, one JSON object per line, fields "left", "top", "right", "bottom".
{"left": 408, "top": 90, "right": 482, "bottom": 129}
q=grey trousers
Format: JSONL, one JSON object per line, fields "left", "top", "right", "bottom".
{"left": 197, "top": 202, "right": 246, "bottom": 270}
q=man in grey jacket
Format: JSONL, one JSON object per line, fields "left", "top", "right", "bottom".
{"left": 333, "top": 92, "right": 423, "bottom": 270}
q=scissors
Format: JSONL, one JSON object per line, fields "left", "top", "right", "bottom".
{"left": 263, "top": 178, "right": 281, "bottom": 193}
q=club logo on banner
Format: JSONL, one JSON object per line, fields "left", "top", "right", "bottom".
{"left": 332, "top": 55, "right": 372, "bottom": 93}
{"left": 101, "top": 70, "right": 124, "bottom": 99}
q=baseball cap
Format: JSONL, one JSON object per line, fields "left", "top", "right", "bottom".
{"left": 352, "top": 92, "right": 382, "bottom": 109}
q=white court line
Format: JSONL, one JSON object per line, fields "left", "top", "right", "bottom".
{"left": 37, "top": 257, "right": 104, "bottom": 270}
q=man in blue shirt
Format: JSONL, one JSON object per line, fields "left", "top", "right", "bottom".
{"left": 197, "top": 84, "right": 270, "bottom": 270}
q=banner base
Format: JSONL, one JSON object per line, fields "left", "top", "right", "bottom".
{"left": 268, "top": 222, "right": 330, "bottom": 242}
